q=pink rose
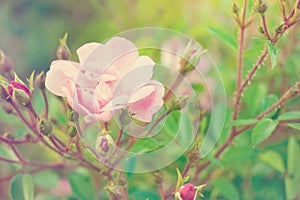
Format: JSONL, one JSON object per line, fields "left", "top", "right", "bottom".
{"left": 45, "top": 37, "right": 164, "bottom": 123}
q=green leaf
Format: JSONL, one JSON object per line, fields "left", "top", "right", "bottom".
{"left": 267, "top": 41, "right": 278, "bottom": 69}
{"left": 191, "top": 83, "right": 205, "bottom": 93}
{"left": 278, "top": 111, "right": 300, "bottom": 121}
{"left": 285, "top": 137, "right": 300, "bottom": 199}
{"left": 287, "top": 137, "right": 300, "bottom": 175}
{"left": 227, "top": 119, "right": 258, "bottom": 127}
{"left": 22, "top": 174, "right": 34, "bottom": 200}
{"left": 10, "top": 174, "right": 24, "bottom": 200}
{"left": 27, "top": 71, "right": 35, "bottom": 94}
{"left": 34, "top": 170, "right": 59, "bottom": 188}
{"left": 175, "top": 168, "right": 183, "bottom": 192}
{"left": 130, "top": 138, "right": 163, "bottom": 153}
{"left": 212, "top": 178, "right": 240, "bottom": 200}
{"left": 208, "top": 27, "right": 237, "bottom": 50}
{"left": 258, "top": 150, "right": 285, "bottom": 174}
{"left": 259, "top": 95, "right": 279, "bottom": 118}
{"left": 287, "top": 123, "right": 300, "bottom": 131}
{"left": 10, "top": 174, "right": 35, "bottom": 200}
{"left": 67, "top": 168, "right": 95, "bottom": 200}
{"left": 251, "top": 118, "right": 278, "bottom": 146}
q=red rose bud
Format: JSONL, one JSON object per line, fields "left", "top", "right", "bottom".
{"left": 175, "top": 183, "right": 197, "bottom": 200}
{"left": 8, "top": 81, "right": 31, "bottom": 106}
{"left": 95, "top": 134, "right": 115, "bottom": 156}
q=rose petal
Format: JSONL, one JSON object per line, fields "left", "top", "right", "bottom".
{"left": 77, "top": 42, "right": 101, "bottom": 64}
{"left": 129, "top": 81, "right": 164, "bottom": 122}
{"left": 45, "top": 60, "right": 79, "bottom": 97}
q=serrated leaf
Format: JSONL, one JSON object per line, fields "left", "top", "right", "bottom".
{"left": 227, "top": 119, "right": 258, "bottom": 127}
{"left": 212, "top": 178, "right": 240, "bottom": 200}
{"left": 267, "top": 41, "right": 278, "bottom": 69}
{"left": 22, "top": 173, "right": 34, "bottom": 200}
{"left": 278, "top": 111, "right": 300, "bottom": 121}
{"left": 208, "top": 27, "right": 238, "bottom": 50}
{"left": 251, "top": 118, "right": 278, "bottom": 146}
{"left": 259, "top": 150, "right": 285, "bottom": 174}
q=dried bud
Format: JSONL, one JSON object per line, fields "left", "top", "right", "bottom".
{"left": 117, "top": 172, "right": 127, "bottom": 186}
{"left": 56, "top": 33, "right": 71, "bottom": 60}
{"left": 175, "top": 183, "right": 205, "bottom": 200}
{"left": 232, "top": 2, "right": 240, "bottom": 13}
{"left": 95, "top": 134, "right": 115, "bottom": 156}
{"left": 258, "top": 26, "right": 265, "bottom": 34}
{"left": 170, "top": 95, "right": 189, "bottom": 111}
{"left": 37, "top": 119, "right": 53, "bottom": 136}
{"left": 254, "top": 0, "right": 268, "bottom": 14}
{"left": 34, "top": 71, "right": 46, "bottom": 89}
{"left": 67, "top": 126, "right": 77, "bottom": 137}
{"left": 8, "top": 81, "right": 31, "bottom": 106}
{"left": 0, "top": 50, "right": 13, "bottom": 73}
{"left": 153, "top": 171, "right": 163, "bottom": 184}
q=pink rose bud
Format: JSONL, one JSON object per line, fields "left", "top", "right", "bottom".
{"left": 175, "top": 183, "right": 198, "bottom": 200}
{"left": 8, "top": 81, "right": 31, "bottom": 106}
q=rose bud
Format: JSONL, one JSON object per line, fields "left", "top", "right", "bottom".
{"left": 175, "top": 183, "right": 205, "bottom": 200}
{"left": 170, "top": 95, "right": 189, "bottom": 111}
{"left": 95, "top": 134, "right": 115, "bottom": 156}
{"left": 8, "top": 80, "right": 31, "bottom": 106}
{"left": 37, "top": 119, "right": 53, "bottom": 136}
{"left": 56, "top": 33, "right": 71, "bottom": 60}
{"left": 34, "top": 71, "right": 46, "bottom": 90}
{"left": 0, "top": 50, "right": 13, "bottom": 73}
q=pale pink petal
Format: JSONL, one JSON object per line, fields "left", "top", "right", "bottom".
{"left": 128, "top": 85, "right": 155, "bottom": 103}
{"left": 81, "top": 37, "right": 138, "bottom": 74}
{"left": 84, "top": 112, "right": 113, "bottom": 123}
{"left": 113, "top": 56, "right": 155, "bottom": 97}
{"left": 76, "top": 42, "right": 101, "bottom": 63}
{"left": 129, "top": 81, "right": 164, "bottom": 122}
{"left": 45, "top": 60, "right": 79, "bottom": 97}
{"left": 95, "top": 80, "right": 113, "bottom": 108}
